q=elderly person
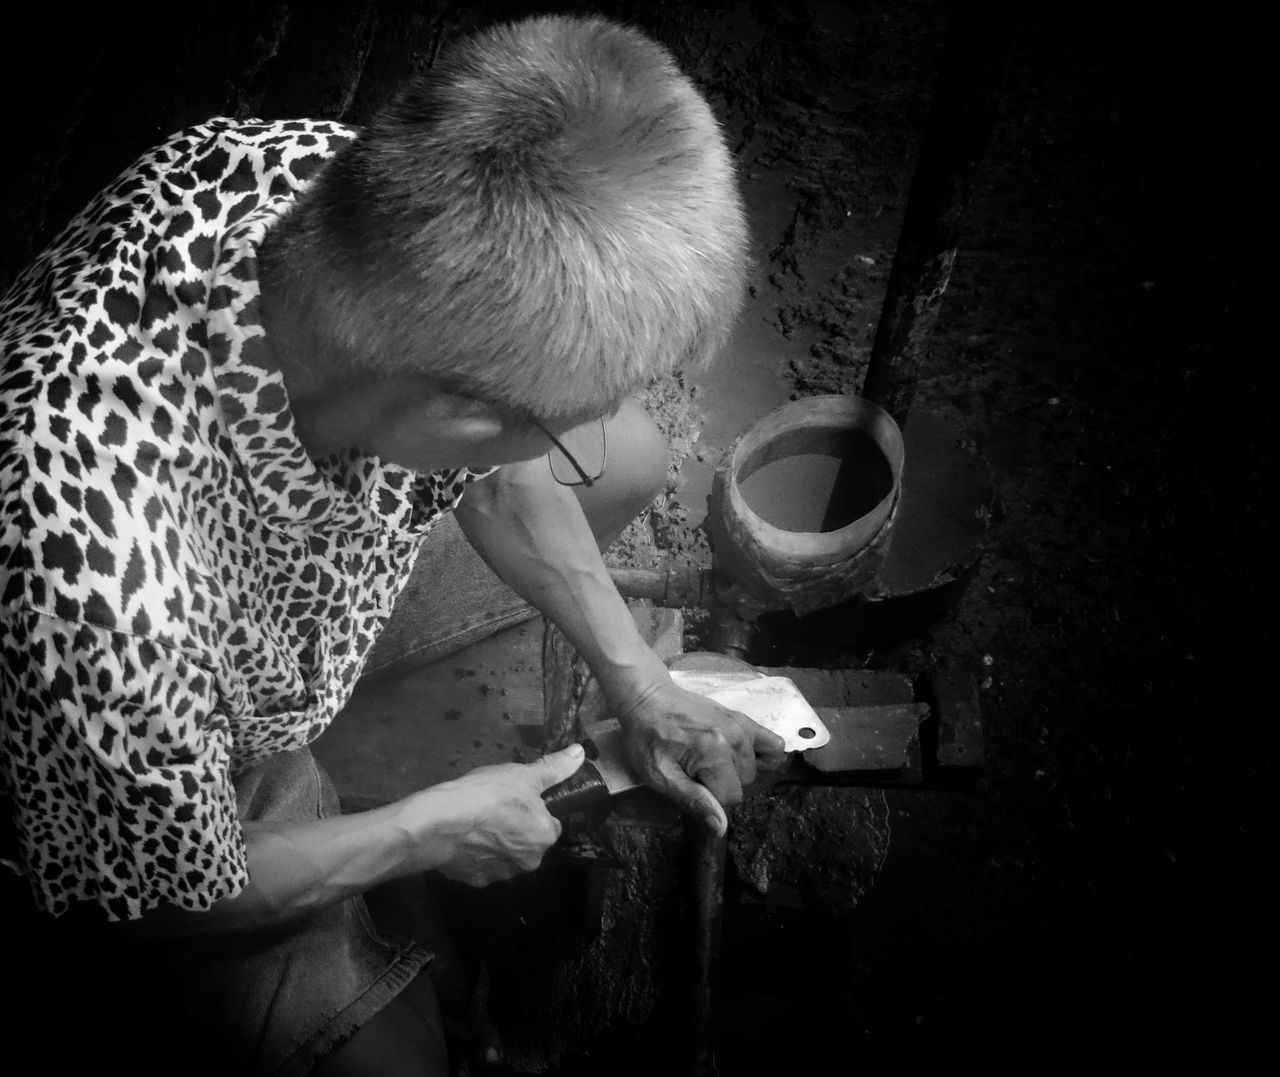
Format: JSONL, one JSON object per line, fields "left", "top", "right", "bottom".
{"left": 0, "top": 14, "right": 782, "bottom": 1075}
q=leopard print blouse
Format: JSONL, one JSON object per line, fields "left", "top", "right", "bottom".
{"left": 1, "top": 118, "right": 490, "bottom": 921}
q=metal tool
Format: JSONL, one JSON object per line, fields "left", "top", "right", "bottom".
{"left": 540, "top": 721, "right": 639, "bottom": 818}
{"left": 541, "top": 674, "right": 831, "bottom": 818}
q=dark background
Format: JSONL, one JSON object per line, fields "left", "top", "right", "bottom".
{"left": 3, "top": 0, "right": 1267, "bottom": 1070}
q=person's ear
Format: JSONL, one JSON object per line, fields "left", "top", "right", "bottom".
{"left": 423, "top": 391, "right": 511, "bottom": 446}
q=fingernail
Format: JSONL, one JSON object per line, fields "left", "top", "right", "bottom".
{"left": 568, "top": 742, "right": 584, "bottom": 758}
{"left": 484, "top": 1046, "right": 501, "bottom": 1064}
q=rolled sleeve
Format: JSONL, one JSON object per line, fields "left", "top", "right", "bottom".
{"left": 1, "top": 609, "right": 247, "bottom": 921}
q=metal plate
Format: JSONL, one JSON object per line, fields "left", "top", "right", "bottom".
{"left": 670, "top": 670, "right": 831, "bottom": 752}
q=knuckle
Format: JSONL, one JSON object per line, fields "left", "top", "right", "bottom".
{"left": 693, "top": 728, "right": 731, "bottom": 754}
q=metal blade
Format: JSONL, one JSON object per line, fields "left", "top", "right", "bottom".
{"left": 581, "top": 720, "right": 645, "bottom": 794}
{"left": 669, "top": 670, "right": 831, "bottom": 752}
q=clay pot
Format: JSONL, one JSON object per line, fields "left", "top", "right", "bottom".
{"left": 708, "top": 395, "right": 905, "bottom": 616}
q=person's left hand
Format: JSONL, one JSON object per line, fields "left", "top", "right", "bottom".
{"left": 617, "top": 680, "right": 787, "bottom": 836}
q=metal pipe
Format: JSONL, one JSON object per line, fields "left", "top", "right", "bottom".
{"left": 608, "top": 563, "right": 715, "bottom": 609}
{"left": 690, "top": 824, "right": 728, "bottom": 1077}
{"left": 704, "top": 596, "right": 756, "bottom": 662}
{"left": 686, "top": 594, "right": 761, "bottom": 1074}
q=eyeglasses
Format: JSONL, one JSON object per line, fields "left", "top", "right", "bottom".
{"left": 536, "top": 418, "right": 607, "bottom": 487}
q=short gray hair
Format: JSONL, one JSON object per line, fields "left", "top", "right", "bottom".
{"left": 260, "top": 15, "right": 750, "bottom": 423}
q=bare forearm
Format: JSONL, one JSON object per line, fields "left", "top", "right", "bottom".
{"left": 124, "top": 789, "right": 455, "bottom": 940}
{"left": 230, "top": 796, "right": 435, "bottom": 928}
{"left": 454, "top": 463, "right": 669, "bottom": 713}
{"left": 113, "top": 750, "right": 580, "bottom": 942}
{"left": 453, "top": 465, "right": 784, "bottom": 835}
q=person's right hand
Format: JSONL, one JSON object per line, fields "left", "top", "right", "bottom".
{"left": 419, "top": 744, "right": 584, "bottom": 887}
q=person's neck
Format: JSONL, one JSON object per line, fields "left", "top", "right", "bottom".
{"left": 256, "top": 277, "right": 387, "bottom": 460}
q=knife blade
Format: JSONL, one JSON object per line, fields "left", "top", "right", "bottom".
{"left": 668, "top": 672, "right": 831, "bottom": 752}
